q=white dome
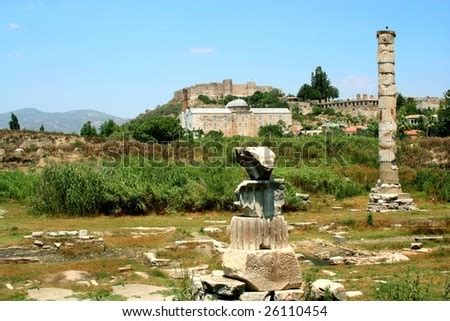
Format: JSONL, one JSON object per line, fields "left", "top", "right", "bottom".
{"left": 225, "top": 98, "right": 248, "bottom": 108}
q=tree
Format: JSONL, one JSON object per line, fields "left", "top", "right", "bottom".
{"left": 132, "top": 116, "right": 183, "bottom": 143}
{"left": 39, "top": 124, "right": 45, "bottom": 132}
{"left": 99, "top": 119, "right": 119, "bottom": 137}
{"left": 396, "top": 93, "right": 406, "bottom": 110}
{"left": 297, "top": 66, "right": 339, "bottom": 102}
{"left": 297, "top": 84, "right": 321, "bottom": 101}
{"left": 80, "top": 121, "right": 97, "bottom": 137}
{"left": 258, "top": 121, "right": 286, "bottom": 137}
{"left": 432, "top": 90, "right": 450, "bottom": 137}
{"left": 9, "top": 113, "right": 20, "bottom": 130}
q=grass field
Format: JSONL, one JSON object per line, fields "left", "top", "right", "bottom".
{"left": 0, "top": 195, "right": 448, "bottom": 301}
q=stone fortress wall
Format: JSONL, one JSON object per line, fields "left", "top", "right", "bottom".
{"left": 317, "top": 94, "right": 379, "bottom": 119}
{"left": 173, "top": 79, "right": 275, "bottom": 106}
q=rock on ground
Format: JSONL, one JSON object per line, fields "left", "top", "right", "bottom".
{"left": 47, "top": 270, "right": 92, "bottom": 283}
{"left": 27, "top": 288, "right": 76, "bottom": 301}
{"left": 200, "top": 275, "right": 245, "bottom": 299}
{"left": 222, "top": 248, "right": 302, "bottom": 291}
{"left": 312, "top": 279, "right": 346, "bottom": 301}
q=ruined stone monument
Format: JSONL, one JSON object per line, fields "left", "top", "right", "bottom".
{"left": 368, "top": 29, "right": 416, "bottom": 212}
{"left": 221, "top": 147, "right": 302, "bottom": 291}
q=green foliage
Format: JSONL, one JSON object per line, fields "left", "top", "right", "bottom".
{"left": 258, "top": 122, "right": 285, "bottom": 137}
{"left": 357, "top": 121, "right": 378, "bottom": 137}
{"left": 145, "top": 103, "right": 182, "bottom": 117}
{"left": 9, "top": 113, "right": 20, "bottom": 131}
{"left": 131, "top": 116, "right": 183, "bottom": 143}
{"left": 76, "top": 289, "right": 125, "bottom": 301}
{"left": 99, "top": 119, "right": 119, "bottom": 137}
{"left": 80, "top": 121, "right": 97, "bottom": 137}
{"left": 197, "top": 95, "right": 216, "bottom": 105}
{"left": 204, "top": 130, "right": 224, "bottom": 140}
{"left": 374, "top": 272, "right": 431, "bottom": 301}
{"left": 297, "top": 66, "right": 339, "bottom": 102}
{"left": 30, "top": 164, "right": 105, "bottom": 216}
{"left": 246, "top": 90, "right": 288, "bottom": 108}
{"left": 39, "top": 124, "right": 45, "bottom": 132}
{"left": 170, "top": 274, "right": 196, "bottom": 301}
{"left": 414, "top": 168, "right": 450, "bottom": 202}
{"left": 367, "top": 213, "right": 374, "bottom": 226}
{"left": 432, "top": 95, "right": 450, "bottom": 137}
{"left": 0, "top": 171, "right": 35, "bottom": 202}
{"left": 297, "top": 84, "right": 321, "bottom": 101}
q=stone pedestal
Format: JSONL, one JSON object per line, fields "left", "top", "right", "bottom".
{"left": 222, "top": 248, "right": 302, "bottom": 291}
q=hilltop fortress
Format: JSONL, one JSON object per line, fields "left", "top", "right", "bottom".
{"left": 172, "top": 79, "right": 276, "bottom": 106}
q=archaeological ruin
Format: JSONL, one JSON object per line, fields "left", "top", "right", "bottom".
{"left": 367, "top": 29, "right": 416, "bottom": 212}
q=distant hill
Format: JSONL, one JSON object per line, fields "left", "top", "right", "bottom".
{"left": 0, "top": 108, "right": 128, "bottom": 134}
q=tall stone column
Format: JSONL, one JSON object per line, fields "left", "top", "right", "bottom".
{"left": 368, "top": 30, "right": 416, "bottom": 212}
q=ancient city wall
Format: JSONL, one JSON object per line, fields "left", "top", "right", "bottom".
{"left": 173, "top": 79, "right": 275, "bottom": 106}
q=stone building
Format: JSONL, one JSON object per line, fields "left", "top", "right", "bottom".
{"left": 180, "top": 99, "right": 291, "bottom": 137}
{"left": 172, "top": 79, "right": 276, "bottom": 106}
{"left": 317, "top": 94, "right": 379, "bottom": 119}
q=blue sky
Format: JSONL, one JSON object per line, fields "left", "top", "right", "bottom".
{"left": 1, "top": 0, "right": 449, "bottom": 118}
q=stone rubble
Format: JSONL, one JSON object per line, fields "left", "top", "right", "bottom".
{"left": 311, "top": 279, "right": 346, "bottom": 301}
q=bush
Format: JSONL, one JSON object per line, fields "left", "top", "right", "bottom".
{"left": 0, "top": 171, "right": 35, "bottom": 202}
{"left": 374, "top": 272, "right": 431, "bottom": 301}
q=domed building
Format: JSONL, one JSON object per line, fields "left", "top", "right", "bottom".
{"left": 180, "top": 98, "right": 291, "bottom": 137}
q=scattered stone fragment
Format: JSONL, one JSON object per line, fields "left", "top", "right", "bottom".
{"left": 31, "top": 232, "right": 44, "bottom": 238}
{"left": 332, "top": 206, "right": 343, "bottom": 210}
{"left": 301, "top": 260, "right": 313, "bottom": 265}
{"left": 239, "top": 292, "right": 268, "bottom": 301}
{"left": 118, "top": 265, "right": 133, "bottom": 273}
{"left": 42, "top": 245, "right": 51, "bottom": 250}
{"left": 346, "top": 290, "right": 363, "bottom": 298}
{"left": 23, "top": 235, "right": 32, "bottom": 239}
{"left": 48, "top": 270, "right": 92, "bottom": 283}
{"left": 204, "top": 220, "right": 227, "bottom": 224}
{"left": 312, "top": 279, "right": 346, "bottom": 301}
{"left": 211, "top": 270, "right": 224, "bottom": 277}
{"left": 67, "top": 231, "right": 79, "bottom": 237}
{"left": 134, "top": 271, "right": 149, "bottom": 279}
{"left": 275, "top": 289, "right": 304, "bottom": 301}
{"left": 163, "top": 264, "right": 209, "bottom": 279}
{"left": 33, "top": 240, "right": 44, "bottom": 247}
{"left": 201, "top": 275, "right": 246, "bottom": 299}
{"left": 295, "top": 253, "right": 305, "bottom": 260}
{"left": 414, "top": 236, "right": 443, "bottom": 242}
{"left": 27, "top": 288, "right": 76, "bottom": 301}
{"left": 349, "top": 209, "right": 360, "bottom": 212}
{"left": 0, "top": 257, "right": 39, "bottom": 264}
{"left": 144, "top": 252, "right": 171, "bottom": 266}
{"left": 76, "top": 281, "right": 91, "bottom": 287}
{"left": 5, "top": 283, "right": 14, "bottom": 290}
{"left": 410, "top": 242, "right": 423, "bottom": 250}
{"left": 57, "top": 231, "right": 68, "bottom": 237}
{"left": 90, "top": 280, "right": 99, "bottom": 286}
{"left": 329, "top": 256, "right": 345, "bottom": 265}
{"left": 321, "top": 270, "right": 336, "bottom": 277}
{"left": 78, "top": 230, "right": 88, "bottom": 237}
{"left": 53, "top": 242, "right": 62, "bottom": 248}
{"left": 203, "top": 227, "right": 222, "bottom": 233}
{"left": 295, "top": 193, "right": 310, "bottom": 201}
{"left": 333, "top": 235, "right": 346, "bottom": 244}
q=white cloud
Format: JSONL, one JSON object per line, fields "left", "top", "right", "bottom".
{"left": 190, "top": 47, "right": 215, "bottom": 54}
{"left": 336, "top": 74, "right": 377, "bottom": 99}
{"left": 7, "top": 22, "right": 21, "bottom": 30}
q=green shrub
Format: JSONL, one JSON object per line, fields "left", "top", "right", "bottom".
{"left": 374, "top": 272, "right": 431, "bottom": 301}
{"left": 0, "top": 171, "right": 35, "bottom": 202}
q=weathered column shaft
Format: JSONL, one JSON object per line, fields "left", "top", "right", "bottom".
{"left": 377, "top": 30, "right": 399, "bottom": 185}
